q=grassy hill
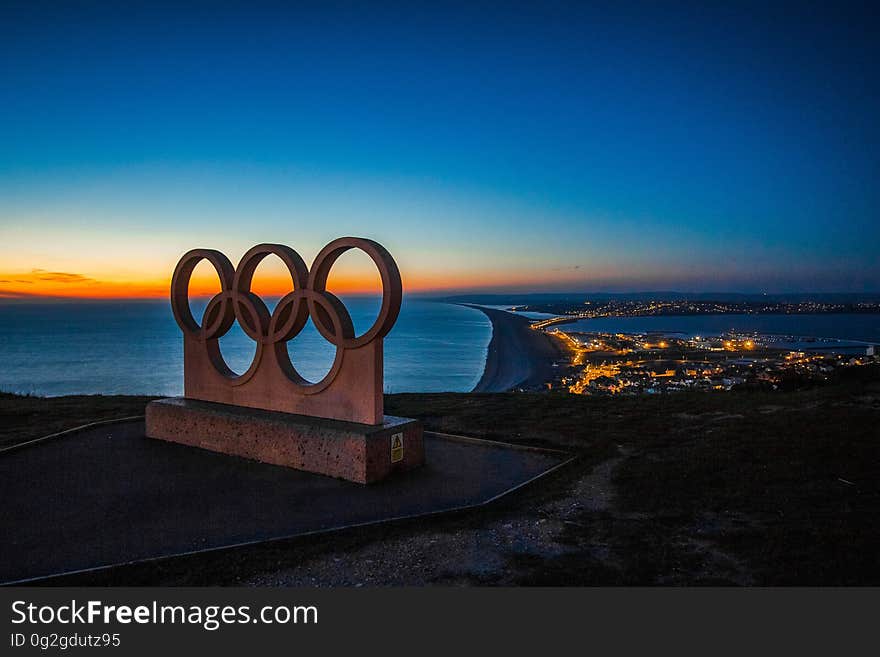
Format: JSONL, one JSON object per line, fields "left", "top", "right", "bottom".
{"left": 3, "top": 366, "right": 878, "bottom": 585}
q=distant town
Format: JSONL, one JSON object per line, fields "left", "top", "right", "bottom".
{"left": 538, "top": 329, "right": 877, "bottom": 396}
{"left": 475, "top": 297, "right": 880, "bottom": 396}
{"left": 517, "top": 299, "right": 880, "bottom": 329}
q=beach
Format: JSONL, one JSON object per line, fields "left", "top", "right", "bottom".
{"left": 465, "top": 305, "right": 568, "bottom": 392}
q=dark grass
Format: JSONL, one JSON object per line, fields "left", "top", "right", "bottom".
{"left": 0, "top": 392, "right": 157, "bottom": 449}
{"left": 3, "top": 366, "right": 879, "bottom": 585}
{"left": 388, "top": 372, "right": 880, "bottom": 585}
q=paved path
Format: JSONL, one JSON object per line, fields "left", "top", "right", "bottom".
{"left": 0, "top": 420, "right": 569, "bottom": 583}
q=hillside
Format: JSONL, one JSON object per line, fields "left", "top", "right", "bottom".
{"left": 2, "top": 366, "right": 878, "bottom": 585}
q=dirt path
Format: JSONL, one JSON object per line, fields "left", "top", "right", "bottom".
{"left": 242, "top": 451, "right": 627, "bottom": 586}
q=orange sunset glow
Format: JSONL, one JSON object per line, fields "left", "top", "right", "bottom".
{"left": 0, "top": 269, "right": 387, "bottom": 300}
{"left": 0, "top": 270, "right": 169, "bottom": 300}
{"left": 0, "top": 265, "right": 481, "bottom": 300}
{"left": 0, "top": 245, "right": 600, "bottom": 300}
{"left": 0, "top": 265, "right": 606, "bottom": 300}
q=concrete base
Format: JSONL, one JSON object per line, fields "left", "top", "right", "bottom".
{"left": 146, "top": 398, "right": 424, "bottom": 484}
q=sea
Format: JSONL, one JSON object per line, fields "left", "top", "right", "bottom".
{"left": 2, "top": 300, "right": 879, "bottom": 397}
{"left": 0, "top": 298, "right": 491, "bottom": 397}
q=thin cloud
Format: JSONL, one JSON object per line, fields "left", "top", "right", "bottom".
{"left": 29, "top": 269, "right": 96, "bottom": 284}
{"left": 0, "top": 289, "right": 44, "bottom": 298}
{"left": 0, "top": 268, "right": 167, "bottom": 300}
{"left": 0, "top": 269, "right": 100, "bottom": 299}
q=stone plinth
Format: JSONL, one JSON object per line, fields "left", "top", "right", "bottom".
{"left": 145, "top": 398, "right": 424, "bottom": 484}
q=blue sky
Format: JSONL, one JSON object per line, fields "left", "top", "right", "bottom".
{"left": 1, "top": 0, "right": 878, "bottom": 296}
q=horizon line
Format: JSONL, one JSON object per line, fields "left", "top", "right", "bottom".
{"left": 3, "top": 290, "right": 880, "bottom": 304}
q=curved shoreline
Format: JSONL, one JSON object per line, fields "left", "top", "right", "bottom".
{"left": 463, "top": 305, "right": 567, "bottom": 392}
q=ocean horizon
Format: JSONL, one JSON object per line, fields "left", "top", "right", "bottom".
{"left": 0, "top": 298, "right": 492, "bottom": 397}
{"left": 2, "top": 299, "right": 879, "bottom": 397}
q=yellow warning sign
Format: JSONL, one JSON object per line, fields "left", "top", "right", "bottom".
{"left": 390, "top": 433, "right": 404, "bottom": 463}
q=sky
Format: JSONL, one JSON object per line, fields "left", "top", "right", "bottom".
{"left": 1, "top": 0, "right": 878, "bottom": 299}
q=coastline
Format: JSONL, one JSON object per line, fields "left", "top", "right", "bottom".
{"left": 463, "top": 305, "right": 568, "bottom": 392}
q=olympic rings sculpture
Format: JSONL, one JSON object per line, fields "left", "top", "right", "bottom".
{"left": 170, "top": 238, "right": 401, "bottom": 424}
